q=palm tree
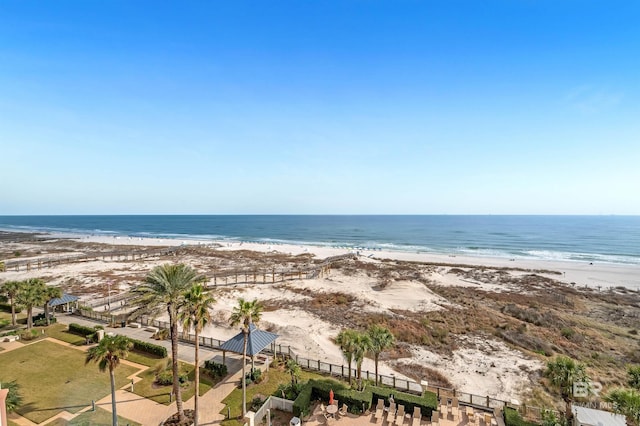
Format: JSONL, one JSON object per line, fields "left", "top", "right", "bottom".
{"left": 15, "top": 278, "right": 47, "bottom": 329}
{"left": 43, "top": 286, "right": 62, "bottom": 326}
{"left": 1, "top": 379, "right": 22, "bottom": 413}
{"left": 367, "top": 325, "right": 395, "bottom": 385}
{"left": 353, "top": 331, "right": 371, "bottom": 384}
{"left": 1, "top": 280, "right": 22, "bottom": 326}
{"left": 545, "top": 356, "right": 589, "bottom": 420}
{"left": 229, "top": 298, "right": 263, "bottom": 417}
{"left": 605, "top": 388, "right": 640, "bottom": 426}
{"left": 285, "top": 359, "right": 301, "bottom": 386}
{"left": 85, "top": 335, "right": 133, "bottom": 426}
{"left": 132, "top": 263, "right": 204, "bottom": 423}
{"left": 179, "top": 283, "right": 215, "bottom": 426}
{"left": 336, "top": 329, "right": 358, "bottom": 384}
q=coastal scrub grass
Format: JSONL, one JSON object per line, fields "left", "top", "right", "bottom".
{"left": 0, "top": 340, "right": 138, "bottom": 424}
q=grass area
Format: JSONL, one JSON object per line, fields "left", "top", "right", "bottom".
{"left": 43, "top": 407, "right": 142, "bottom": 426}
{"left": 220, "top": 366, "right": 326, "bottom": 426}
{"left": 44, "top": 323, "right": 87, "bottom": 346}
{"left": 132, "top": 362, "right": 218, "bottom": 405}
{"left": 125, "top": 349, "right": 166, "bottom": 367}
{"left": 0, "top": 340, "right": 138, "bottom": 424}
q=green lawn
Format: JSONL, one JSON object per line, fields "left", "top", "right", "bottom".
{"left": 0, "top": 340, "right": 139, "bottom": 424}
{"left": 220, "top": 367, "right": 326, "bottom": 426}
{"left": 43, "top": 407, "right": 142, "bottom": 426}
{"left": 125, "top": 349, "right": 166, "bottom": 367}
{"left": 132, "top": 362, "right": 218, "bottom": 405}
{"left": 44, "top": 323, "right": 87, "bottom": 346}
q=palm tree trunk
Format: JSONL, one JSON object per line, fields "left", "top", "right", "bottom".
{"left": 242, "top": 330, "right": 248, "bottom": 417}
{"left": 194, "top": 328, "right": 200, "bottom": 426}
{"left": 10, "top": 296, "right": 16, "bottom": 326}
{"left": 374, "top": 353, "right": 379, "bottom": 385}
{"left": 565, "top": 398, "right": 572, "bottom": 421}
{"left": 44, "top": 302, "right": 50, "bottom": 326}
{"left": 170, "top": 310, "right": 185, "bottom": 421}
{"left": 110, "top": 368, "right": 119, "bottom": 426}
{"left": 27, "top": 306, "right": 33, "bottom": 329}
{"left": 347, "top": 357, "right": 352, "bottom": 384}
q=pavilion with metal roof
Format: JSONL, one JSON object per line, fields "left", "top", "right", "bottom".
{"left": 219, "top": 324, "right": 279, "bottom": 365}
{"left": 47, "top": 293, "right": 79, "bottom": 312}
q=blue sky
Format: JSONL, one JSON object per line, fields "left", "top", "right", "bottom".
{"left": 1, "top": 1, "right": 638, "bottom": 215}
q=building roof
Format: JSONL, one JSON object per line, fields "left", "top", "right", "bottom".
{"left": 48, "top": 293, "right": 79, "bottom": 307}
{"left": 219, "top": 324, "right": 278, "bottom": 356}
{"left": 573, "top": 405, "right": 626, "bottom": 426}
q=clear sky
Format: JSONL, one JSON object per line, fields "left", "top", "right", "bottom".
{"left": 1, "top": 1, "right": 638, "bottom": 215}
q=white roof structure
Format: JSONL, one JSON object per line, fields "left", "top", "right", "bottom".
{"left": 572, "top": 405, "right": 626, "bottom": 426}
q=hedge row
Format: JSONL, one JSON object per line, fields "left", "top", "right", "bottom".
{"left": 293, "top": 382, "right": 313, "bottom": 417}
{"left": 291, "top": 378, "right": 438, "bottom": 418}
{"left": 130, "top": 338, "right": 168, "bottom": 358}
{"left": 503, "top": 407, "right": 539, "bottom": 426}
{"left": 0, "top": 303, "right": 21, "bottom": 314}
{"left": 69, "top": 323, "right": 98, "bottom": 336}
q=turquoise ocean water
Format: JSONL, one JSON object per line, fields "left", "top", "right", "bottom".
{"left": 0, "top": 215, "right": 639, "bottom": 265}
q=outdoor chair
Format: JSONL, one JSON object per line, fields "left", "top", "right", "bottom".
{"left": 374, "top": 400, "right": 384, "bottom": 422}
{"left": 377, "top": 399, "right": 385, "bottom": 410}
{"left": 339, "top": 404, "right": 348, "bottom": 416}
{"left": 451, "top": 406, "right": 459, "bottom": 421}
{"left": 411, "top": 407, "right": 421, "bottom": 426}
{"left": 484, "top": 413, "right": 493, "bottom": 425}
{"left": 394, "top": 405, "right": 405, "bottom": 426}
{"left": 387, "top": 402, "right": 397, "bottom": 423}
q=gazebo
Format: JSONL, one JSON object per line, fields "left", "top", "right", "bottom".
{"left": 219, "top": 324, "right": 279, "bottom": 366}
{"left": 47, "top": 293, "right": 79, "bottom": 313}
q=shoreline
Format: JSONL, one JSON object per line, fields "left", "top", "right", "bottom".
{"left": 3, "top": 228, "right": 640, "bottom": 290}
{"left": 42, "top": 231, "right": 640, "bottom": 290}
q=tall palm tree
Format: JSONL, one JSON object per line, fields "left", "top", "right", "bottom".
{"left": 353, "top": 332, "right": 371, "bottom": 383}
{"left": 15, "top": 278, "right": 47, "bottom": 329}
{"left": 132, "top": 263, "right": 204, "bottom": 423}
{"left": 336, "top": 329, "right": 359, "bottom": 384}
{"left": 1, "top": 280, "right": 22, "bottom": 326}
{"left": 43, "top": 286, "right": 62, "bottom": 326}
{"left": 179, "top": 283, "right": 215, "bottom": 426}
{"left": 545, "top": 356, "right": 589, "bottom": 420}
{"left": 229, "top": 298, "right": 263, "bottom": 417}
{"left": 85, "top": 335, "right": 133, "bottom": 426}
{"left": 605, "top": 388, "right": 640, "bottom": 426}
{"left": 368, "top": 325, "right": 395, "bottom": 385}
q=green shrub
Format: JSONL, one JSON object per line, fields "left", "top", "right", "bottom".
{"left": 19, "top": 329, "right": 39, "bottom": 341}
{"left": 309, "top": 379, "right": 372, "bottom": 414}
{"left": 155, "top": 365, "right": 188, "bottom": 386}
{"left": 68, "top": 323, "right": 97, "bottom": 336}
{"left": 34, "top": 317, "right": 56, "bottom": 327}
{"left": 292, "top": 382, "right": 313, "bottom": 417}
{"left": 561, "top": 328, "right": 574, "bottom": 339}
{"left": 203, "top": 360, "right": 228, "bottom": 378}
{"left": 504, "top": 407, "right": 539, "bottom": 426}
{"left": 370, "top": 386, "right": 437, "bottom": 418}
{"left": 244, "top": 368, "right": 263, "bottom": 385}
{"left": 130, "top": 338, "right": 168, "bottom": 357}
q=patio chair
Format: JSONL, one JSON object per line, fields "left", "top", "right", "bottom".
{"left": 451, "top": 406, "right": 459, "bottom": 421}
{"left": 387, "top": 402, "right": 397, "bottom": 423}
{"left": 339, "top": 404, "right": 348, "bottom": 416}
{"left": 411, "top": 407, "right": 421, "bottom": 426}
{"left": 374, "top": 401, "right": 384, "bottom": 422}
{"left": 377, "top": 399, "right": 385, "bottom": 410}
{"left": 484, "top": 413, "right": 493, "bottom": 425}
{"left": 394, "top": 405, "right": 405, "bottom": 426}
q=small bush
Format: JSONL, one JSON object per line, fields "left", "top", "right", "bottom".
{"left": 34, "top": 317, "right": 57, "bottom": 327}
{"left": 244, "top": 368, "right": 263, "bottom": 385}
{"left": 204, "top": 360, "right": 228, "bottom": 378}
{"left": 68, "top": 323, "right": 98, "bottom": 336}
{"left": 20, "top": 329, "right": 39, "bottom": 341}
{"left": 130, "top": 338, "right": 168, "bottom": 357}
{"left": 503, "top": 407, "right": 538, "bottom": 426}
{"left": 155, "top": 363, "right": 189, "bottom": 386}
{"left": 561, "top": 327, "right": 574, "bottom": 339}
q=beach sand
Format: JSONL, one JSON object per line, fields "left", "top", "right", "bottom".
{"left": 2, "top": 232, "right": 639, "bottom": 403}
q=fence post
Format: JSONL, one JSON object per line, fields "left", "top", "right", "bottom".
{"left": 317, "top": 360, "right": 320, "bottom": 370}
{"left": 486, "top": 396, "right": 489, "bottom": 407}
{"left": 342, "top": 365, "right": 344, "bottom": 376}
{"left": 393, "top": 376, "right": 396, "bottom": 388}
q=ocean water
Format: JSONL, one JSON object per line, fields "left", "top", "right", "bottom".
{"left": 1, "top": 215, "right": 639, "bottom": 265}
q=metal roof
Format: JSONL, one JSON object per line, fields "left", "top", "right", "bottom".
{"left": 48, "top": 293, "right": 79, "bottom": 307}
{"left": 573, "top": 405, "right": 626, "bottom": 426}
{"left": 219, "top": 324, "right": 278, "bottom": 356}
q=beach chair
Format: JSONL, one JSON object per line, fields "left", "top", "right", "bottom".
{"left": 411, "top": 407, "right": 421, "bottom": 426}
{"left": 430, "top": 412, "right": 439, "bottom": 424}
{"left": 339, "top": 404, "right": 348, "bottom": 417}
{"left": 394, "top": 405, "right": 405, "bottom": 426}
{"left": 387, "top": 402, "right": 397, "bottom": 423}
{"left": 484, "top": 413, "right": 493, "bottom": 425}
{"left": 374, "top": 399, "right": 384, "bottom": 422}
{"left": 451, "top": 406, "right": 459, "bottom": 421}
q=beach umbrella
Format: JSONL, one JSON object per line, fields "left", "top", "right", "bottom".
{"left": 329, "top": 389, "right": 334, "bottom": 405}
